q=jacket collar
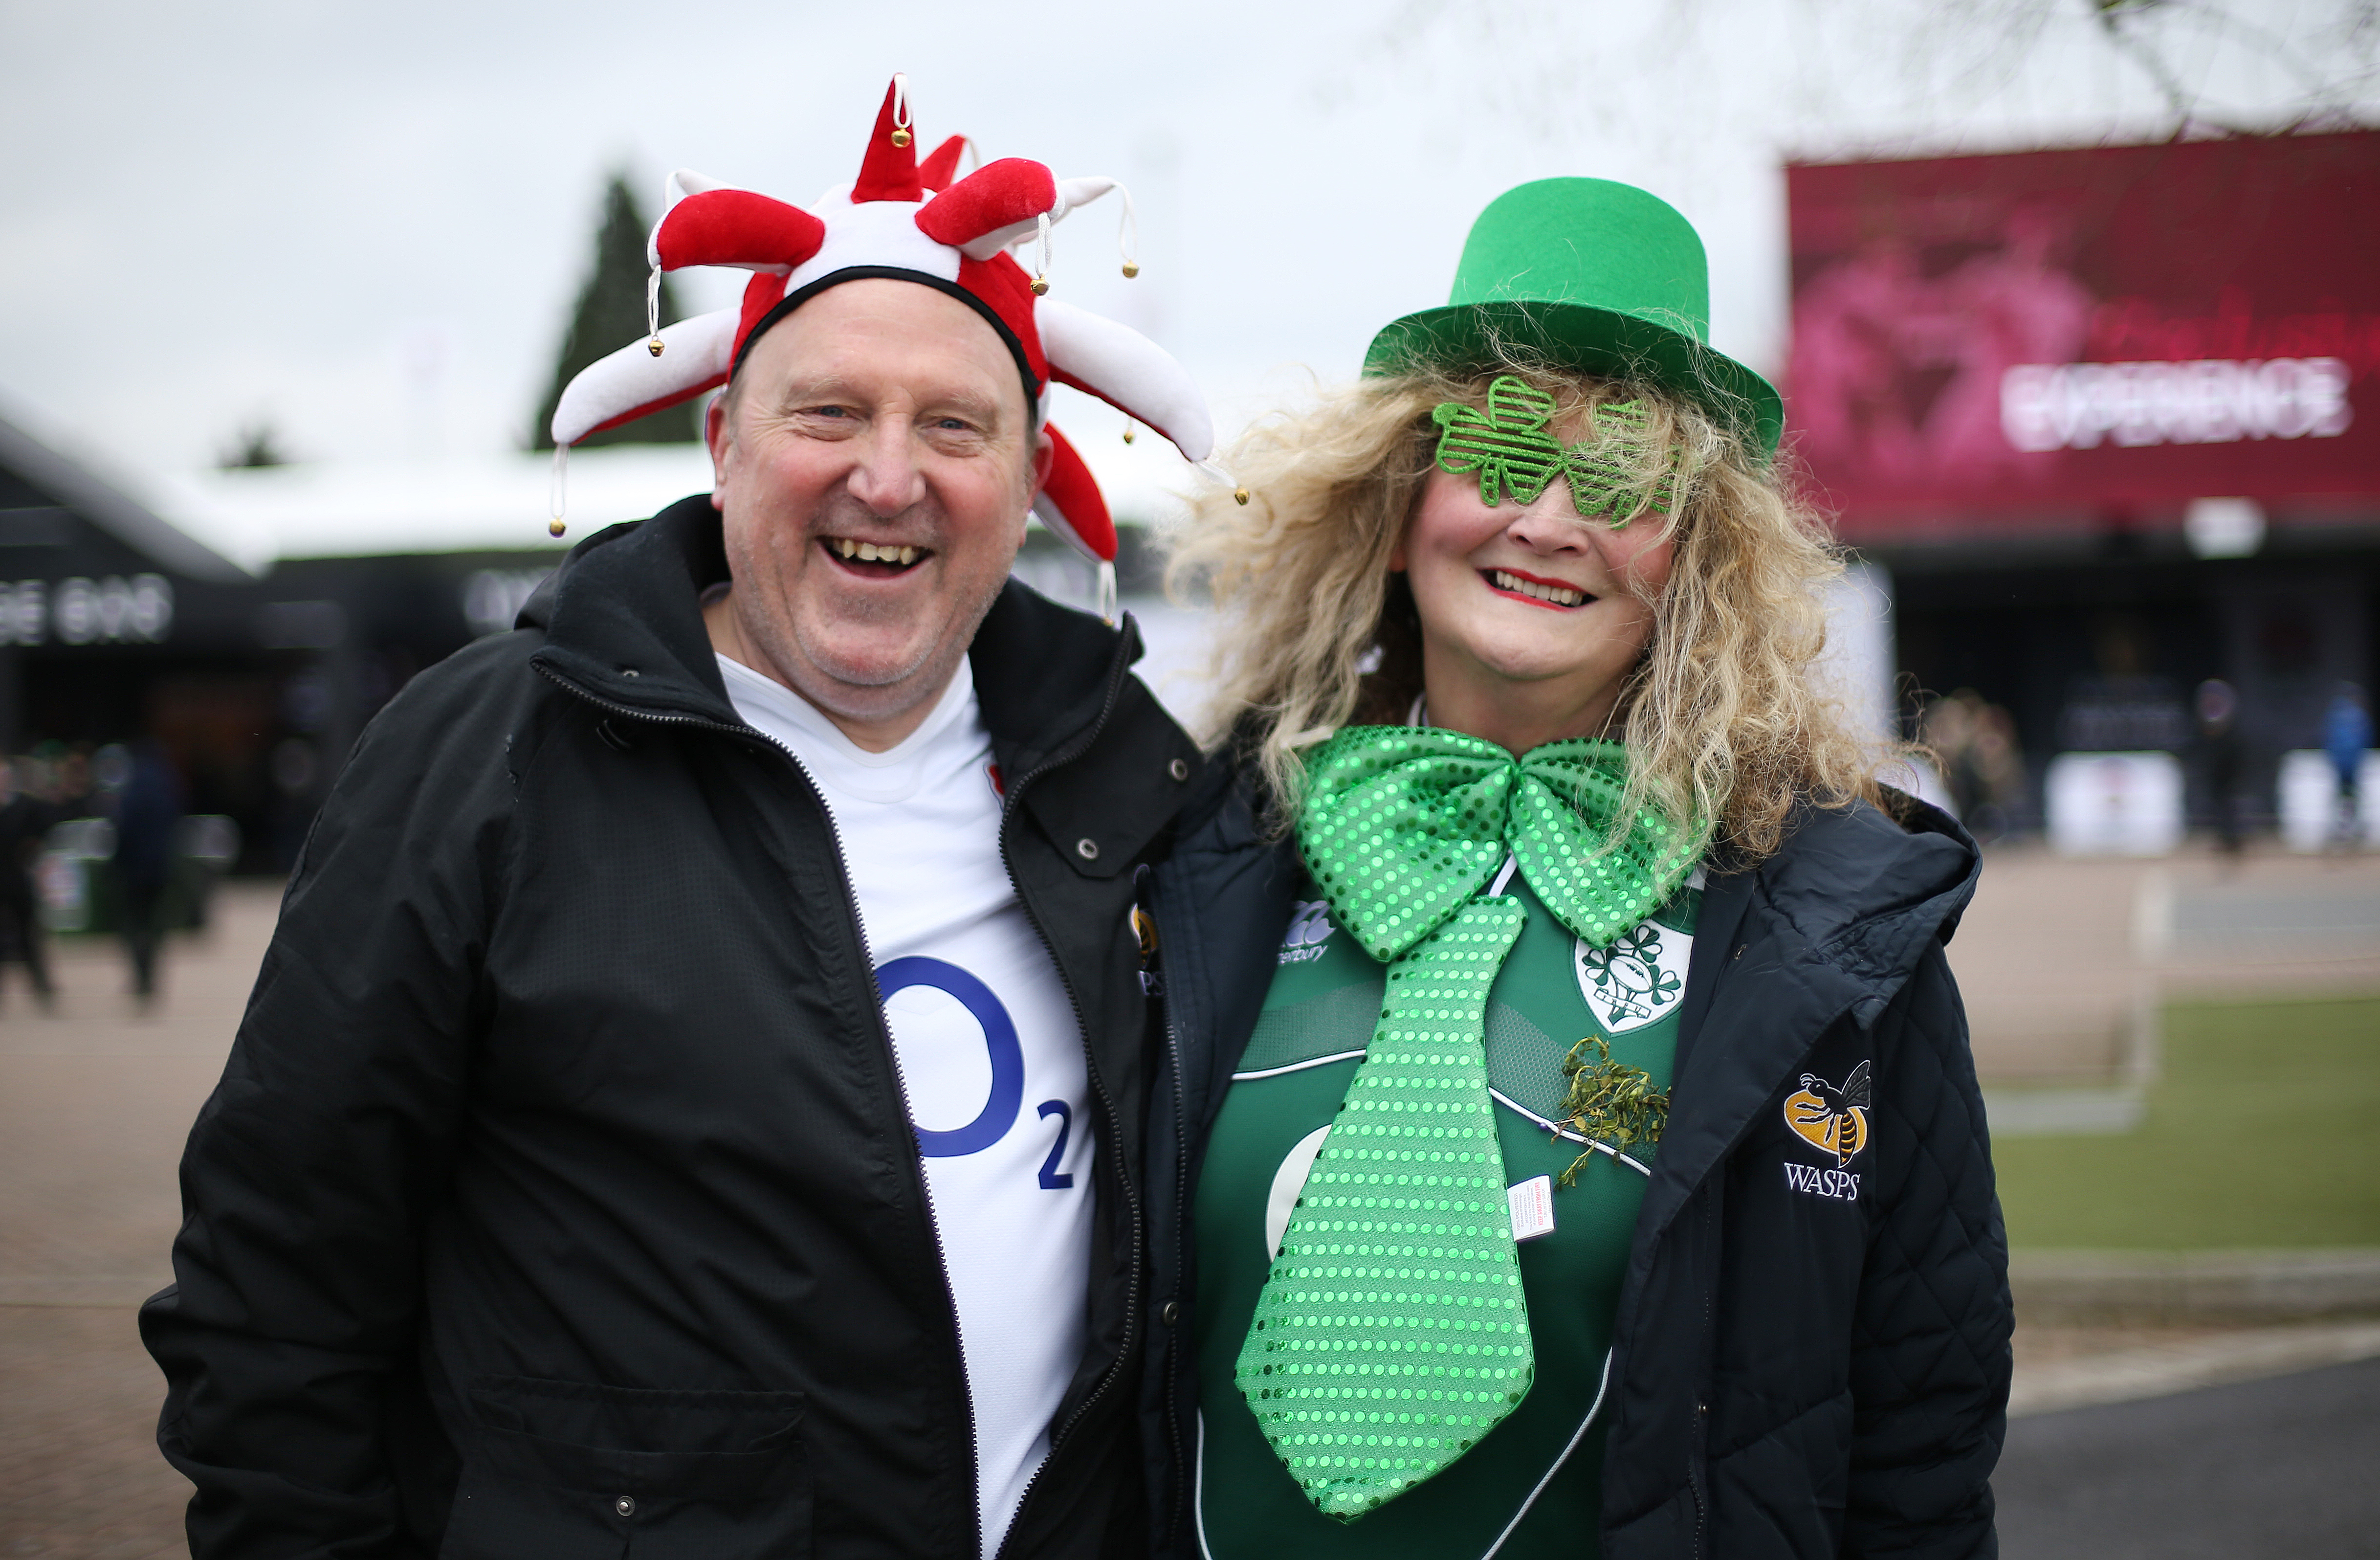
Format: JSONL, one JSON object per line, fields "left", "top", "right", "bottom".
{"left": 524, "top": 494, "right": 740, "bottom": 724}
{"left": 1635, "top": 795, "right": 1980, "bottom": 1245}
{"left": 968, "top": 568, "right": 1145, "bottom": 778}
{"left": 523, "top": 493, "right": 1140, "bottom": 764}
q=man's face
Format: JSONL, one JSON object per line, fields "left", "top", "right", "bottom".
{"left": 707, "top": 279, "right": 1045, "bottom": 731}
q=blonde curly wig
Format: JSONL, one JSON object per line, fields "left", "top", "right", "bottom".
{"left": 1164, "top": 351, "right": 1887, "bottom": 865}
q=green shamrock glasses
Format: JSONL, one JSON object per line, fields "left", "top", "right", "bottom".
{"left": 1431, "top": 376, "right": 1676, "bottom": 525}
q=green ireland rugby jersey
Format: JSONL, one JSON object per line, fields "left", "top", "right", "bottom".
{"left": 1193, "top": 867, "right": 1699, "bottom": 1560}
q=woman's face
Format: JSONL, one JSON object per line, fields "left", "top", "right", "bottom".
{"left": 1393, "top": 450, "right": 1676, "bottom": 746}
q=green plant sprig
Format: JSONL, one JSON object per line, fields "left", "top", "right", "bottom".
{"left": 1554, "top": 1035, "right": 1670, "bottom": 1186}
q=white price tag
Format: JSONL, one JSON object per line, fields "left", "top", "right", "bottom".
{"left": 1507, "top": 1175, "right": 1555, "bottom": 1242}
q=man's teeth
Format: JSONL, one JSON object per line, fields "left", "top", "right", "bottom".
{"left": 1491, "top": 570, "right": 1586, "bottom": 606}
{"left": 833, "top": 538, "right": 921, "bottom": 565}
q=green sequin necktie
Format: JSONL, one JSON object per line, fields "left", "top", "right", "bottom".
{"left": 1237, "top": 726, "right": 1703, "bottom": 1521}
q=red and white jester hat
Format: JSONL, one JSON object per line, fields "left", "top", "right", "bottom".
{"left": 548, "top": 74, "right": 1217, "bottom": 611}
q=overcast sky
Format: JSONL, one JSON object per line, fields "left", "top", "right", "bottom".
{"left": 2, "top": 0, "right": 2367, "bottom": 484}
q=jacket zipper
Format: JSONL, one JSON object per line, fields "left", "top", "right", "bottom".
{"left": 534, "top": 667, "right": 987, "bottom": 1560}
{"left": 1156, "top": 960, "right": 1191, "bottom": 1539}
{"left": 985, "top": 634, "right": 1146, "bottom": 1560}
{"left": 1689, "top": 1187, "right": 1715, "bottom": 1560}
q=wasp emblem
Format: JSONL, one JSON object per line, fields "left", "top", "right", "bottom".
{"left": 1783, "top": 1061, "right": 1871, "bottom": 1168}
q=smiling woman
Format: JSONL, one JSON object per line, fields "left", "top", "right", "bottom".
{"left": 1169, "top": 351, "right": 1878, "bottom": 861}
{"left": 1162, "top": 178, "right": 2005, "bottom": 1560}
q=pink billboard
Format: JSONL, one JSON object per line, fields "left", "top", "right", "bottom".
{"left": 1785, "top": 132, "right": 2380, "bottom": 541}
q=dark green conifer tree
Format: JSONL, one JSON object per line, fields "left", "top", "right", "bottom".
{"left": 532, "top": 172, "right": 697, "bottom": 448}
{"left": 218, "top": 421, "right": 289, "bottom": 468}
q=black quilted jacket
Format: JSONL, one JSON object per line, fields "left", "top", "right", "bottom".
{"left": 1144, "top": 776, "right": 2008, "bottom": 1560}
{"left": 143, "top": 496, "right": 1207, "bottom": 1560}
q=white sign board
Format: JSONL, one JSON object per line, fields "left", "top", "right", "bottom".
{"left": 1812, "top": 562, "right": 1895, "bottom": 741}
{"left": 2277, "top": 749, "right": 2380, "bottom": 852}
{"left": 2045, "top": 752, "right": 2185, "bottom": 857}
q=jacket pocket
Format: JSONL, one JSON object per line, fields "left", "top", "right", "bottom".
{"left": 441, "top": 1375, "right": 808, "bottom": 1560}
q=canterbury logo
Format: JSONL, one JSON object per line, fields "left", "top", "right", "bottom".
{"left": 1278, "top": 900, "right": 1335, "bottom": 965}
{"left": 1783, "top": 1061, "right": 1871, "bottom": 1167}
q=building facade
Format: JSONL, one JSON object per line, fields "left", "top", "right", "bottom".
{"left": 1786, "top": 131, "right": 2380, "bottom": 836}
{"left": 0, "top": 416, "right": 569, "bottom": 871}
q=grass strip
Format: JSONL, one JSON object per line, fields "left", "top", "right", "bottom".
{"left": 1993, "top": 994, "right": 2380, "bottom": 1249}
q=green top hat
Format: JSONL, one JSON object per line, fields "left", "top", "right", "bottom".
{"left": 1366, "top": 178, "right": 1782, "bottom": 458}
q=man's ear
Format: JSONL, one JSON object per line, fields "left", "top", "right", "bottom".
{"left": 1014, "top": 427, "right": 1055, "bottom": 541}
{"left": 1030, "top": 426, "right": 1057, "bottom": 492}
{"left": 705, "top": 389, "right": 733, "bottom": 510}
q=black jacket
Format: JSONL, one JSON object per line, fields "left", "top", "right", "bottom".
{"left": 141, "top": 495, "right": 1207, "bottom": 1560}
{"left": 1145, "top": 771, "right": 2008, "bottom": 1559}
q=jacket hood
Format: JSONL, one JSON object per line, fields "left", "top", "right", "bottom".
{"left": 1733, "top": 791, "right": 1979, "bottom": 1028}
{"left": 1637, "top": 792, "right": 1979, "bottom": 1249}
{"left": 520, "top": 492, "right": 1143, "bottom": 761}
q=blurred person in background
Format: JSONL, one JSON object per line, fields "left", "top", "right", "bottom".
{"left": 111, "top": 741, "right": 184, "bottom": 1004}
{"left": 265, "top": 735, "right": 318, "bottom": 870}
{"left": 1923, "top": 690, "right": 1977, "bottom": 813}
{"left": 0, "top": 757, "right": 56, "bottom": 1010}
{"left": 1968, "top": 701, "right": 2027, "bottom": 834}
{"left": 1924, "top": 689, "right": 2027, "bottom": 841}
{"left": 1164, "top": 179, "right": 2007, "bottom": 1560}
{"left": 2325, "top": 682, "right": 2371, "bottom": 851}
{"left": 2195, "top": 678, "right": 2246, "bottom": 859}
{"left": 50, "top": 742, "right": 94, "bottom": 818}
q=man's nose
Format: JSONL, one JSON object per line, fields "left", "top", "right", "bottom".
{"left": 844, "top": 416, "right": 928, "bottom": 517}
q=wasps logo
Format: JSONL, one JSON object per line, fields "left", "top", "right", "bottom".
{"left": 1783, "top": 1061, "right": 1871, "bottom": 1168}
{"left": 1132, "top": 904, "right": 1164, "bottom": 997}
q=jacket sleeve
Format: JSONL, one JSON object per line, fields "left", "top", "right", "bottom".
{"left": 138, "top": 664, "right": 524, "bottom": 1558}
{"left": 1844, "top": 943, "right": 2012, "bottom": 1559}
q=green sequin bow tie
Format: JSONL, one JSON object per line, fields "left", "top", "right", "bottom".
{"left": 1236, "top": 726, "right": 1702, "bottom": 1521}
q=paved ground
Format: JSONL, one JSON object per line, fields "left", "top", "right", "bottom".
{"left": 0, "top": 855, "right": 2373, "bottom": 1555}
{"left": 2008, "top": 1318, "right": 2380, "bottom": 1416}
{"left": 0, "top": 883, "right": 281, "bottom": 1559}
{"left": 1, "top": 1307, "right": 191, "bottom": 1560}
{"left": 1946, "top": 842, "right": 2380, "bottom": 1085}
{"left": 1996, "top": 1356, "right": 2380, "bottom": 1559}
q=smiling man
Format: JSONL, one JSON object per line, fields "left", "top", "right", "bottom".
{"left": 703, "top": 279, "right": 1050, "bottom": 750}
{"left": 141, "top": 84, "right": 1228, "bottom": 1560}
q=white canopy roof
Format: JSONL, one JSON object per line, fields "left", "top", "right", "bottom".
{"left": 148, "top": 428, "right": 1200, "bottom": 573}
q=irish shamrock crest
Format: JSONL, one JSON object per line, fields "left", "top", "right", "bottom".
{"left": 1574, "top": 920, "right": 1689, "bottom": 1034}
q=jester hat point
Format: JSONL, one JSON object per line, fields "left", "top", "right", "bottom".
{"left": 549, "top": 75, "right": 1215, "bottom": 568}
{"left": 1365, "top": 178, "right": 1782, "bottom": 459}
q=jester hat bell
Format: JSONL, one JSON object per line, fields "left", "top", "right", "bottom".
{"left": 1365, "top": 178, "right": 1782, "bottom": 458}
{"left": 549, "top": 75, "right": 1215, "bottom": 572}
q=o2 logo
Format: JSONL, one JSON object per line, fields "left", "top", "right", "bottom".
{"left": 875, "top": 957, "right": 1074, "bottom": 1189}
